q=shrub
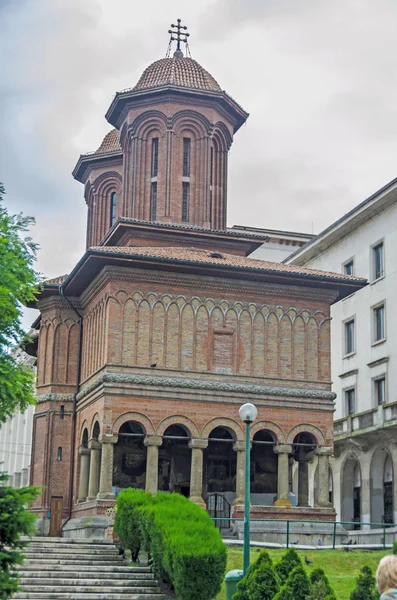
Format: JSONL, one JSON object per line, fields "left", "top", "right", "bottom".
{"left": 286, "top": 565, "right": 311, "bottom": 600}
{"left": 0, "top": 472, "right": 40, "bottom": 599}
{"left": 115, "top": 489, "right": 226, "bottom": 600}
{"left": 245, "top": 562, "right": 279, "bottom": 600}
{"left": 307, "top": 568, "right": 336, "bottom": 600}
{"left": 233, "top": 551, "right": 273, "bottom": 600}
{"left": 350, "top": 565, "right": 378, "bottom": 600}
{"left": 273, "top": 586, "right": 294, "bottom": 600}
{"left": 274, "top": 548, "right": 302, "bottom": 585}
{"left": 393, "top": 541, "right": 397, "bottom": 555}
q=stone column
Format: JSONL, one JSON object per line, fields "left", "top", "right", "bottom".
{"left": 273, "top": 444, "right": 293, "bottom": 507}
{"left": 233, "top": 441, "right": 246, "bottom": 506}
{"left": 98, "top": 435, "right": 118, "bottom": 500}
{"left": 189, "top": 439, "right": 208, "bottom": 508}
{"left": 298, "top": 455, "right": 312, "bottom": 507}
{"left": 87, "top": 440, "right": 101, "bottom": 501}
{"left": 144, "top": 436, "right": 162, "bottom": 495}
{"left": 315, "top": 447, "right": 333, "bottom": 508}
{"left": 77, "top": 446, "right": 90, "bottom": 503}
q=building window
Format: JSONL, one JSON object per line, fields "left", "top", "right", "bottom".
{"left": 373, "top": 304, "right": 385, "bottom": 343}
{"left": 57, "top": 447, "right": 63, "bottom": 462}
{"left": 372, "top": 242, "right": 384, "bottom": 280}
{"left": 345, "top": 388, "right": 356, "bottom": 415}
{"left": 182, "top": 182, "right": 189, "bottom": 222}
{"left": 110, "top": 192, "right": 117, "bottom": 227}
{"left": 183, "top": 138, "right": 191, "bottom": 177}
{"left": 344, "top": 319, "right": 355, "bottom": 355}
{"left": 375, "top": 377, "right": 386, "bottom": 405}
{"left": 151, "top": 138, "right": 159, "bottom": 178}
{"left": 344, "top": 260, "right": 354, "bottom": 276}
{"left": 150, "top": 182, "right": 157, "bottom": 221}
{"left": 60, "top": 405, "right": 65, "bottom": 420}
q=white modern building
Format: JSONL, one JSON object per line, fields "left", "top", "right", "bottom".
{"left": 284, "top": 177, "right": 397, "bottom": 530}
{"left": 0, "top": 345, "right": 36, "bottom": 487}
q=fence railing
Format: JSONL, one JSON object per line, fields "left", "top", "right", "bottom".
{"left": 210, "top": 517, "right": 396, "bottom": 550}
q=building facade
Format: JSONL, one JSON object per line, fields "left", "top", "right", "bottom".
{"left": 28, "top": 28, "right": 365, "bottom": 538}
{"left": 0, "top": 345, "right": 35, "bottom": 488}
{"left": 285, "top": 178, "right": 397, "bottom": 532}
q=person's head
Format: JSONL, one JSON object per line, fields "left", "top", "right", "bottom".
{"left": 376, "top": 555, "right": 397, "bottom": 593}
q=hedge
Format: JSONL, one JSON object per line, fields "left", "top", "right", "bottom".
{"left": 114, "top": 489, "right": 226, "bottom": 600}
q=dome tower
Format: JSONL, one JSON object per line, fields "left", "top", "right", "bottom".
{"left": 73, "top": 20, "right": 248, "bottom": 248}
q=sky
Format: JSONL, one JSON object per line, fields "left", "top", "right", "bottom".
{"left": 1, "top": 0, "right": 397, "bottom": 327}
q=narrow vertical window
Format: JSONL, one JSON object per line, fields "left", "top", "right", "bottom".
{"left": 375, "top": 377, "right": 386, "bottom": 405}
{"left": 209, "top": 146, "right": 213, "bottom": 221}
{"left": 57, "top": 447, "right": 63, "bottom": 462}
{"left": 110, "top": 192, "right": 117, "bottom": 227}
{"left": 346, "top": 388, "right": 355, "bottom": 415}
{"left": 182, "top": 182, "right": 189, "bottom": 222}
{"left": 151, "top": 138, "right": 159, "bottom": 178}
{"left": 344, "top": 260, "right": 354, "bottom": 276}
{"left": 373, "top": 242, "right": 384, "bottom": 280}
{"left": 150, "top": 182, "right": 157, "bottom": 221}
{"left": 183, "top": 138, "right": 191, "bottom": 177}
{"left": 344, "top": 319, "right": 355, "bottom": 355}
{"left": 373, "top": 304, "right": 385, "bottom": 342}
{"left": 60, "top": 405, "right": 65, "bottom": 420}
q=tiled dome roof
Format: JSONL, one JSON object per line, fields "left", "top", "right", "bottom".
{"left": 94, "top": 129, "right": 121, "bottom": 155}
{"left": 133, "top": 57, "right": 222, "bottom": 93}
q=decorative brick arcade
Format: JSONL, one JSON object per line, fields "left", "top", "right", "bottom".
{"left": 28, "top": 21, "right": 365, "bottom": 538}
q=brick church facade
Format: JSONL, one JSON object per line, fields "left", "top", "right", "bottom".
{"left": 28, "top": 29, "right": 365, "bottom": 538}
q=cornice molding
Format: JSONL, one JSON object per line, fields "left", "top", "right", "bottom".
{"left": 76, "top": 372, "right": 336, "bottom": 402}
{"left": 367, "top": 356, "right": 389, "bottom": 369}
{"left": 36, "top": 393, "right": 74, "bottom": 404}
{"left": 339, "top": 369, "right": 358, "bottom": 379}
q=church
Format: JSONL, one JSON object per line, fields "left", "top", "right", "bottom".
{"left": 28, "top": 21, "right": 365, "bottom": 539}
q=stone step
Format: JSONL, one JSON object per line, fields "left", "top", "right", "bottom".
{"left": 16, "top": 586, "right": 162, "bottom": 595}
{"left": 25, "top": 537, "right": 114, "bottom": 545}
{"left": 25, "top": 548, "right": 119, "bottom": 556}
{"left": 21, "top": 578, "right": 158, "bottom": 587}
{"left": 23, "top": 558, "right": 126, "bottom": 566}
{"left": 27, "top": 543, "right": 120, "bottom": 552}
{"left": 19, "top": 565, "right": 151, "bottom": 574}
{"left": 13, "top": 594, "right": 168, "bottom": 600}
{"left": 23, "top": 552, "right": 124, "bottom": 560}
{"left": 18, "top": 570, "right": 154, "bottom": 580}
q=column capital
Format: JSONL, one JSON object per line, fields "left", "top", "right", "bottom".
{"left": 144, "top": 435, "right": 163, "bottom": 447}
{"left": 233, "top": 441, "right": 246, "bottom": 452}
{"left": 79, "top": 445, "right": 90, "bottom": 456}
{"left": 99, "top": 433, "right": 118, "bottom": 445}
{"left": 273, "top": 444, "right": 293, "bottom": 455}
{"left": 189, "top": 438, "right": 208, "bottom": 450}
{"left": 314, "top": 446, "right": 333, "bottom": 457}
{"left": 88, "top": 439, "right": 101, "bottom": 451}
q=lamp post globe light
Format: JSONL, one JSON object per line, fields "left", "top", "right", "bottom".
{"left": 239, "top": 403, "right": 258, "bottom": 575}
{"left": 224, "top": 403, "right": 258, "bottom": 599}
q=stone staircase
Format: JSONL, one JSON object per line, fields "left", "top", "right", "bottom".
{"left": 14, "top": 537, "right": 170, "bottom": 599}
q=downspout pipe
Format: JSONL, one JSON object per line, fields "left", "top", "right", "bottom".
{"left": 59, "top": 283, "right": 83, "bottom": 529}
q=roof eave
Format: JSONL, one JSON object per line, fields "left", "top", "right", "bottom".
{"left": 72, "top": 151, "right": 123, "bottom": 183}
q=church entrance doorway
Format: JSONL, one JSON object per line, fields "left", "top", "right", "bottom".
{"left": 49, "top": 496, "right": 63, "bottom": 537}
{"left": 204, "top": 427, "right": 236, "bottom": 506}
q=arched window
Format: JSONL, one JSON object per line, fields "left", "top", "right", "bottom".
{"left": 110, "top": 192, "right": 117, "bottom": 227}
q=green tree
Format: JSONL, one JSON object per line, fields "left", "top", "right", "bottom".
{"left": 273, "top": 586, "right": 294, "bottom": 600}
{"left": 245, "top": 562, "right": 279, "bottom": 600}
{"left": 274, "top": 548, "right": 302, "bottom": 586}
{"left": 307, "top": 568, "right": 336, "bottom": 600}
{"left": 233, "top": 551, "right": 273, "bottom": 600}
{"left": 0, "top": 472, "right": 40, "bottom": 598}
{"left": 0, "top": 182, "right": 40, "bottom": 422}
{"left": 350, "top": 565, "right": 378, "bottom": 600}
{"left": 286, "top": 565, "right": 311, "bottom": 600}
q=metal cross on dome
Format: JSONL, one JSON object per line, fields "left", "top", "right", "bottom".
{"left": 168, "top": 18, "right": 190, "bottom": 51}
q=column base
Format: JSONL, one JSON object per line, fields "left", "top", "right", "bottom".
{"left": 274, "top": 498, "right": 292, "bottom": 507}
{"left": 86, "top": 496, "right": 97, "bottom": 502}
{"left": 315, "top": 501, "right": 332, "bottom": 509}
{"left": 233, "top": 497, "right": 244, "bottom": 507}
{"left": 97, "top": 492, "right": 116, "bottom": 500}
{"left": 190, "top": 496, "right": 206, "bottom": 509}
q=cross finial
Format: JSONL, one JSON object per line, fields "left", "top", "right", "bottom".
{"left": 168, "top": 18, "right": 190, "bottom": 57}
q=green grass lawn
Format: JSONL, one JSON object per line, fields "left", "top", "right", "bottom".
{"left": 216, "top": 546, "right": 388, "bottom": 600}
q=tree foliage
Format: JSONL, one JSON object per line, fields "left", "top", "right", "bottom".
{"left": 0, "top": 182, "right": 40, "bottom": 422}
{"left": 274, "top": 548, "right": 302, "bottom": 586}
{"left": 350, "top": 565, "right": 378, "bottom": 600}
{"left": 233, "top": 551, "right": 273, "bottom": 600}
{"left": 0, "top": 472, "right": 40, "bottom": 598}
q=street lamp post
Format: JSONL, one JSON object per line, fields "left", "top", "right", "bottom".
{"left": 238, "top": 402, "right": 258, "bottom": 576}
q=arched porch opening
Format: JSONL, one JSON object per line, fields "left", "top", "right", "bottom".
{"left": 293, "top": 432, "right": 317, "bottom": 507}
{"left": 204, "top": 427, "right": 236, "bottom": 505}
{"left": 371, "top": 448, "right": 393, "bottom": 525}
{"left": 313, "top": 466, "right": 333, "bottom": 506}
{"left": 158, "top": 425, "right": 191, "bottom": 496}
{"left": 341, "top": 456, "right": 361, "bottom": 528}
{"left": 77, "top": 428, "right": 90, "bottom": 503}
{"left": 251, "top": 429, "right": 278, "bottom": 506}
{"left": 113, "top": 421, "right": 147, "bottom": 493}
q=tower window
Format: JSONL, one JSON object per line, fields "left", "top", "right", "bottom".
{"left": 151, "top": 138, "right": 159, "bottom": 178}
{"left": 183, "top": 138, "right": 191, "bottom": 177}
{"left": 150, "top": 182, "right": 157, "bottom": 221}
{"left": 57, "top": 447, "right": 63, "bottom": 462}
{"left": 182, "top": 182, "right": 189, "bottom": 222}
{"left": 60, "top": 405, "right": 65, "bottom": 420}
{"left": 209, "top": 146, "right": 213, "bottom": 221}
{"left": 110, "top": 192, "right": 117, "bottom": 227}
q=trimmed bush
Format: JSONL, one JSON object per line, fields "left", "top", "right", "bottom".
{"left": 350, "top": 565, "right": 378, "bottom": 600}
{"left": 273, "top": 586, "right": 294, "bottom": 600}
{"left": 245, "top": 562, "right": 279, "bottom": 600}
{"left": 308, "top": 568, "right": 336, "bottom": 600}
{"left": 274, "top": 548, "right": 302, "bottom": 585}
{"left": 233, "top": 551, "right": 273, "bottom": 600}
{"left": 286, "top": 565, "right": 311, "bottom": 600}
{"left": 114, "top": 489, "right": 226, "bottom": 600}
